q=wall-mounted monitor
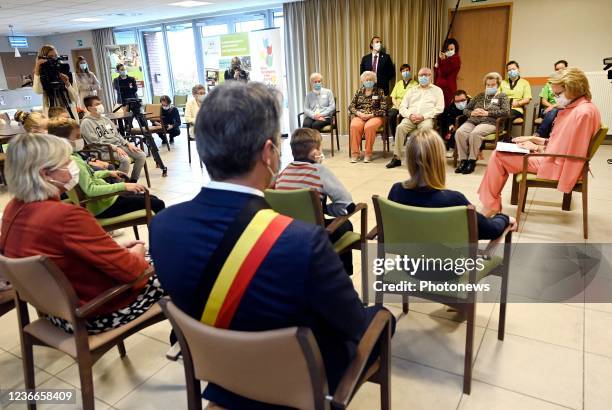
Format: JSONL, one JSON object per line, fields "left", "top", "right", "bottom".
{"left": 8, "top": 36, "right": 28, "bottom": 48}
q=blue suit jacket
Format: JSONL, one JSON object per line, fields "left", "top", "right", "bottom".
{"left": 150, "top": 188, "right": 368, "bottom": 409}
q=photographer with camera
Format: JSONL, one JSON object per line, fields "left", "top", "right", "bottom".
{"left": 33, "top": 44, "right": 79, "bottom": 122}
{"left": 80, "top": 96, "right": 146, "bottom": 183}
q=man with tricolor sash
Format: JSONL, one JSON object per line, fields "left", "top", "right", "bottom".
{"left": 150, "top": 82, "right": 394, "bottom": 409}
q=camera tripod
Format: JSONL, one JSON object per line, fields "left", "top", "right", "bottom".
{"left": 127, "top": 108, "right": 168, "bottom": 177}
{"left": 46, "top": 84, "right": 76, "bottom": 120}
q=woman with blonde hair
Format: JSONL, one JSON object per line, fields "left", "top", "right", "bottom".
{"left": 348, "top": 70, "right": 388, "bottom": 163}
{"left": 74, "top": 55, "right": 101, "bottom": 107}
{"left": 388, "top": 128, "right": 513, "bottom": 239}
{"left": 14, "top": 110, "right": 48, "bottom": 133}
{"left": 478, "top": 67, "right": 601, "bottom": 216}
{"left": 33, "top": 44, "right": 79, "bottom": 122}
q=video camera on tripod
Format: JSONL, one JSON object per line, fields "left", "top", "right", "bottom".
{"left": 123, "top": 97, "right": 168, "bottom": 177}
{"left": 38, "top": 54, "right": 76, "bottom": 120}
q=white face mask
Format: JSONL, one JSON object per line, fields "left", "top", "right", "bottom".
{"left": 445, "top": 50, "right": 455, "bottom": 57}
{"left": 50, "top": 160, "right": 80, "bottom": 191}
{"left": 373, "top": 42, "right": 381, "bottom": 52}
{"left": 555, "top": 92, "right": 571, "bottom": 108}
{"left": 72, "top": 139, "right": 85, "bottom": 152}
{"left": 95, "top": 104, "right": 105, "bottom": 114}
{"left": 197, "top": 95, "right": 205, "bottom": 103}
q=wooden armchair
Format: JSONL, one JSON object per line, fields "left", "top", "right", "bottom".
{"left": 0, "top": 255, "right": 165, "bottom": 410}
{"left": 347, "top": 96, "right": 392, "bottom": 159}
{"left": 84, "top": 142, "right": 151, "bottom": 188}
{"left": 452, "top": 114, "right": 511, "bottom": 167}
{"left": 129, "top": 103, "right": 171, "bottom": 152}
{"left": 298, "top": 97, "right": 341, "bottom": 156}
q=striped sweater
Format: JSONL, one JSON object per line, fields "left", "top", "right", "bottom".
{"left": 275, "top": 161, "right": 353, "bottom": 217}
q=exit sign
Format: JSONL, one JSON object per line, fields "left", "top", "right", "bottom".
{"left": 77, "top": 39, "right": 83, "bottom": 47}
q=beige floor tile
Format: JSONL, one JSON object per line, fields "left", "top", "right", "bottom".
{"left": 458, "top": 380, "right": 573, "bottom": 410}
{"left": 405, "top": 300, "right": 495, "bottom": 328}
{"left": 137, "top": 320, "right": 173, "bottom": 346}
{"left": 473, "top": 330, "right": 582, "bottom": 409}
{"left": 391, "top": 311, "right": 487, "bottom": 376}
{"left": 114, "top": 361, "right": 192, "bottom": 410}
{"left": 585, "top": 352, "right": 612, "bottom": 410}
{"left": 487, "top": 303, "right": 584, "bottom": 350}
{"left": 54, "top": 334, "right": 169, "bottom": 406}
{"left": 585, "top": 308, "right": 612, "bottom": 358}
{"left": 36, "top": 375, "right": 111, "bottom": 410}
{"left": 349, "top": 357, "right": 463, "bottom": 410}
{"left": 8, "top": 344, "right": 75, "bottom": 376}
{"left": 0, "top": 351, "right": 54, "bottom": 404}
{"left": 0, "top": 309, "right": 20, "bottom": 352}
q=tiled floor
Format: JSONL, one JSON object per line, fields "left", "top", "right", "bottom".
{"left": 1, "top": 130, "right": 611, "bottom": 409}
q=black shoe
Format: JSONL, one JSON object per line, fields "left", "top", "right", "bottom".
{"left": 462, "top": 160, "right": 476, "bottom": 174}
{"left": 455, "top": 160, "right": 467, "bottom": 173}
{"left": 386, "top": 157, "right": 402, "bottom": 169}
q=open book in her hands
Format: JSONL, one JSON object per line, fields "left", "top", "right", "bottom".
{"left": 495, "top": 142, "right": 530, "bottom": 154}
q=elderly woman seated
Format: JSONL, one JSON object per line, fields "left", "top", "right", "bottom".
{"left": 454, "top": 72, "right": 510, "bottom": 174}
{"left": 47, "top": 118, "right": 165, "bottom": 219}
{"left": 349, "top": 70, "right": 388, "bottom": 163}
{"left": 1, "top": 133, "right": 165, "bottom": 334}
{"left": 302, "top": 72, "right": 336, "bottom": 131}
{"left": 479, "top": 68, "right": 601, "bottom": 216}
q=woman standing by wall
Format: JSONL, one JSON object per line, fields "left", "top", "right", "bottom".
{"left": 75, "top": 56, "right": 101, "bottom": 108}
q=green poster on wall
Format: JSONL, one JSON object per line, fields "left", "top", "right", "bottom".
{"left": 220, "top": 33, "right": 250, "bottom": 57}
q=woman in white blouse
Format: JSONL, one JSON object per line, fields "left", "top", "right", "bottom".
{"left": 185, "top": 84, "right": 206, "bottom": 139}
{"left": 75, "top": 56, "right": 101, "bottom": 108}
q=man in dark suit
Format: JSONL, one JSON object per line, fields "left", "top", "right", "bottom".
{"left": 149, "top": 81, "right": 394, "bottom": 409}
{"left": 360, "top": 35, "right": 396, "bottom": 95}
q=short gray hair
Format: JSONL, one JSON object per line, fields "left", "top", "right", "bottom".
{"left": 196, "top": 82, "right": 281, "bottom": 180}
{"left": 483, "top": 72, "right": 502, "bottom": 86}
{"left": 310, "top": 72, "right": 323, "bottom": 83}
{"left": 5, "top": 133, "right": 72, "bottom": 203}
{"left": 418, "top": 67, "right": 432, "bottom": 76}
{"left": 360, "top": 71, "right": 377, "bottom": 83}
{"left": 191, "top": 84, "right": 205, "bottom": 95}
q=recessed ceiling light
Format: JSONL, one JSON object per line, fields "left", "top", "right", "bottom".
{"left": 169, "top": 1, "right": 212, "bottom": 7}
{"left": 71, "top": 17, "right": 102, "bottom": 22}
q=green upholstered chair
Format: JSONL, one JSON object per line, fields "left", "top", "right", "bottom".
{"left": 452, "top": 114, "right": 511, "bottom": 167}
{"left": 264, "top": 189, "right": 368, "bottom": 298}
{"left": 173, "top": 94, "right": 188, "bottom": 111}
{"left": 297, "top": 97, "right": 340, "bottom": 157}
{"left": 512, "top": 125, "right": 608, "bottom": 239}
{"left": 69, "top": 186, "right": 154, "bottom": 240}
{"left": 371, "top": 195, "right": 512, "bottom": 394}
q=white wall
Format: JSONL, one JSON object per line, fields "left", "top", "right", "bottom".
{"left": 444, "top": 0, "right": 612, "bottom": 76}
{"left": 42, "top": 30, "right": 97, "bottom": 69}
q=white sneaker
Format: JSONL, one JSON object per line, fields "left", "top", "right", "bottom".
{"left": 445, "top": 150, "right": 454, "bottom": 159}
{"left": 350, "top": 157, "right": 358, "bottom": 163}
{"left": 363, "top": 156, "right": 372, "bottom": 163}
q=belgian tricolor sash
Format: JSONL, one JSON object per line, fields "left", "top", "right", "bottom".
{"left": 191, "top": 197, "right": 292, "bottom": 328}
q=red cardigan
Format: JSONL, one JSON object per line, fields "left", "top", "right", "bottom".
{"left": 1, "top": 198, "right": 149, "bottom": 316}
{"left": 434, "top": 54, "right": 461, "bottom": 106}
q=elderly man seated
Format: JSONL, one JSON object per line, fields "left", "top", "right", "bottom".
{"left": 302, "top": 72, "right": 336, "bottom": 131}
{"left": 386, "top": 67, "right": 444, "bottom": 168}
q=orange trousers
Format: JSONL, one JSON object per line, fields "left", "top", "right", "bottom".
{"left": 350, "top": 116, "right": 384, "bottom": 157}
{"left": 478, "top": 150, "right": 541, "bottom": 211}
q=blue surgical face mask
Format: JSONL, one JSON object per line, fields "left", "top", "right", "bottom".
{"left": 313, "top": 83, "right": 322, "bottom": 91}
{"left": 363, "top": 80, "right": 374, "bottom": 89}
{"left": 80, "top": 63, "right": 88, "bottom": 71}
{"left": 508, "top": 69, "right": 519, "bottom": 79}
{"left": 119, "top": 70, "right": 127, "bottom": 77}
{"left": 401, "top": 71, "right": 411, "bottom": 79}
{"left": 418, "top": 75, "right": 430, "bottom": 86}
{"left": 455, "top": 101, "right": 467, "bottom": 110}
{"left": 485, "top": 87, "right": 498, "bottom": 96}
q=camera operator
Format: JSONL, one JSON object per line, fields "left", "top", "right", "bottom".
{"left": 33, "top": 44, "right": 79, "bottom": 122}
{"left": 224, "top": 57, "right": 249, "bottom": 82}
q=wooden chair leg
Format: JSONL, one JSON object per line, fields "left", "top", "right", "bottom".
{"left": 187, "top": 139, "right": 192, "bottom": 165}
{"left": 361, "top": 249, "right": 369, "bottom": 306}
{"left": 336, "top": 128, "right": 340, "bottom": 151}
{"left": 510, "top": 175, "right": 519, "bottom": 205}
{"left": 117, "top": 340, "right": 127, "bottom": 358}
{"left": 22, "top": 337, "right": 36, "bottom": 410}
{"left": 463, "top": 303, "right": 475, "bottom": 395}
{"left": 402, "top": 294, "right": 409, "bottom": 314}
{"left": 78, "top": 360, "right": 96, "bottom": 410}
{"left": 582, "top": 187, "right": 588, "bottom": 240}
{"left": 379, "top": 324, "right": 391, "bottom": 410}
{"left": 143, "top": 163, "right": 151, "bottom": 188}
{"left": 562, "top": 192, "right": 572, "bottom": 211}
{"left": 133, "top": 226, "right": 140, "bottom": 240}
{"left": 516, "top": 180, "right": 528, "bottom": 225}
{"left": 453, "top": 147, "right": 458, "bottom": 168}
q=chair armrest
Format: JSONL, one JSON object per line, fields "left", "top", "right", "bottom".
{"left": 524, "top": 152, "right": 588, "bottom": 162}
{"left": 75, "top": 267, "right": 155, "bottom": 318}
{"left": 86, "top": 143, "right": 116, "bottom": 163}
{"left": 80, "top": 149, "right": 102, "bottom": 160}
{"left": 325, "top": 203, "right": 367, "bottom": 235}
{"left": 366, "top": 226, "right": 378, "bottom": 240}
{"left": 331, "top": 309, "right": 393, "bottom": 408}
{"left": 482, "top": 225, "right": 514, "bottom": 258}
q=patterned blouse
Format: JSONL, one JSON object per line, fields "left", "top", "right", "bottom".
{"left": 349, "top": 87, "right": 388, "bottom": 117}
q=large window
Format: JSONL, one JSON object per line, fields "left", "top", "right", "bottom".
{"left": 166, "top": 23, "right": 198, "bottom": 95}
{"left": 201, "top": 23, "right": 228, "bottom": 37}
{"left": 235, "top": 14, "right": 265, "bottom": 33}
{"left": 141, "top": 27, "right": 171, "bottom": 98}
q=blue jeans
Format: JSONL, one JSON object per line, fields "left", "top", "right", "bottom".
{"left": 537, "top": 107, "right": 559, "bottom": 138}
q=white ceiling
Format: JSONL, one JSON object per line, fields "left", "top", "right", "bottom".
{"left": 0, "top": 0, "right": 284, "bottom": 36}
